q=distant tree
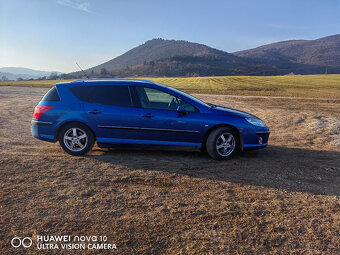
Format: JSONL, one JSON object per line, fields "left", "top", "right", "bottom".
{"left": 90, "top": 70, "right": 95, "bottom": 78}
{"left": 60, "top": 73, "right": 68, "bottom": 80}
{"left": 17, "top": 77, "right": 23, "bottom": 81}
{"left": 186, "top": 72, "right": 199, "bottom": 77}
{"left": 48, "top": 72, "right": 58, "bottom": 80}
{"left": 100, "top": 68, "right": 108, "bottom": 76}
{"left": 1, "top": 75, "right": 8, "bottom": 81}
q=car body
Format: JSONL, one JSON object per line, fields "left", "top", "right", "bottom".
{"left": 31, "top": 79, "right": 270, "bottom": 159}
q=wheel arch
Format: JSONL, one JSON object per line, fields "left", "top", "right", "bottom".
{"left": 202, "top": 124, "right": 243, "bottom": 151}
{"left": 55, "top": 121, "right": 96, "bottom": 142}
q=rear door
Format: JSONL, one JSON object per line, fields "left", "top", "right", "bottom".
{"left": 72, "top": 85, "right": 142, "bottom": 141}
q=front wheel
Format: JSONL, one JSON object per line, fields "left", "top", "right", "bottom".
{"left": 58, "top": 123, "right": 94, "bottom": 156}
{"left": 206, "top": 127, "right": 238, "bottom": 160}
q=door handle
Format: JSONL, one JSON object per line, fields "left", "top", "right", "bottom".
{"left": 142, "top": 113, "right": 153, "bottom": 118}
{"left": 88, "top": 109, "right": 101, "bottom": 114}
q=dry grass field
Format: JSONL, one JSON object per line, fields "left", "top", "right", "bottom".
{"left": 0, "top": 83, "right": 340, "bottom": 254}
{"left": 1, "top": 74, "right": 340, "bottom": 99}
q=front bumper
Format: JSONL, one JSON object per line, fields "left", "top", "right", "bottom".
{"left": 242, "top": 129, "right": 270, "bottom": 151}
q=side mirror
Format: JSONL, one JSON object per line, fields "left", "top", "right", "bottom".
{"left": 176, "top": 106, "right": 187, "bottom": 116}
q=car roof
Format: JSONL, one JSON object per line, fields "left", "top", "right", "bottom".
{"left": 56, "top": 78, "right": 210, "bottom": 110}
{"left": 57, "top": 78, "right": 157, "bottom": 86}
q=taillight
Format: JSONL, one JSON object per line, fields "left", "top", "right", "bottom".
{"left": 33, "top": 105, "right": 54, "bottom": 119}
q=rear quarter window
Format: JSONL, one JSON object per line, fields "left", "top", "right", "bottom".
{"left": 42, "top": 86, "right": 60, "bottom": 101}
{"left": 70, "top": 86, "right": 92, "bottom": 101}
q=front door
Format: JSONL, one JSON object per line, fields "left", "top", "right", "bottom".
{"left": 131, "top": 86, "right": 204, "bottom": 144}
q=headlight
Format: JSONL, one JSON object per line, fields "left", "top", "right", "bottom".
{"left": 245, "top": 117, "right": 266, "bottom": 127}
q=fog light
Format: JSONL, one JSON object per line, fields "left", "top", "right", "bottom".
{"left": 259, "top": 137, "right": 263, "bottom": 144}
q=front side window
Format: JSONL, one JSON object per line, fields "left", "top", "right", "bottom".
{"left": 71, "top": 85, "right": 132, "bottom": 107}
{"left": 135, "top": 87, "right": 197, "bottom": 112}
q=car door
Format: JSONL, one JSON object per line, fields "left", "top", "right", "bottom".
{"left": 131, "top": 86, "right": 204, "bottom": 144}
{"left": 81, "top": 85, "right": 143, "bottom": 141}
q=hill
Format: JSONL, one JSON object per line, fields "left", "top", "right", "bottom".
{"left": 85, "top": 39, "right": 277, "bottom": 76}
{"left": 0, "top": 71, "right": 36, "bottom": 81}
{"left": 88, "top": 38, "right": 235, "bottom": 72}
{"left": 68, "top": 35, "right": 340, "bottom": 78}
{"left": 233, "top": 34, "right": 340, "bottom": 74}
{"left": 0, "top": 67, "right": 61, "bottom": 80}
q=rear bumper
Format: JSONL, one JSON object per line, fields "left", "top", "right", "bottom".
{"left": 31, "top": 119, "right": 53, "bottom": 126}
{"left": 31, "top": 119, "right": 56, "bottom": 142}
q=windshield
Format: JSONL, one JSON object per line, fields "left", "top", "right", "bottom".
{"left": 161, "top": 85, "right": 211, "bottom": 108}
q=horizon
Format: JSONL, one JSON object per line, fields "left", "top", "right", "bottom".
{"left": 1, "top": 0, "right": 340, "bottom": 73}
{"left": 1, "top": 34, "right": 339, "bottom": 74}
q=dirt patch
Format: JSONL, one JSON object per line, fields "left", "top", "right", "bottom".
{"left": 1, "top": 86, "right": 339, "bottom": 254}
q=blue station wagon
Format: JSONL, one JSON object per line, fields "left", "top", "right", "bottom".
{"left": 31, "top": 79, "right": 270, "bottom": 159}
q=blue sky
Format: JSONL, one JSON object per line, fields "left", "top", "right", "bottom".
{"left": 1, "top": 0, "right": 339, "bottom": 73}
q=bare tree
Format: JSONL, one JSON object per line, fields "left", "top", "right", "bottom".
{"left": 48, "top": 72, "right": 59, "bottom": 80}
{"left": 100, "top": 68, "right": 108, "bottom": 76}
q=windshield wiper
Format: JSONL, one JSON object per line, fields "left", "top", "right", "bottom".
{"left": 207, "top": 103, "right": 217, "bottom": 108}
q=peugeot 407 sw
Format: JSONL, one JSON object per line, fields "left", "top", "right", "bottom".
{"left": 31, "top": 79, "right": 270, "bottom": 159}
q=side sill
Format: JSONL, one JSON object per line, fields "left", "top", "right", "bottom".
{"left": 97, "top": 137, "right": 201, "bottom": 148}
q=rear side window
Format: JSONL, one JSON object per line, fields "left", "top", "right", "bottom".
{"left": 70, "top": 85, "right": 133, "bottom": 107}
{"left": 70, "top": 86, "right": 92, "bottom": 101}
{"left": 42, "top": 86, "right": 60, "bottom": 101}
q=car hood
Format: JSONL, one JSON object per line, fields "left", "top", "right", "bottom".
{"left": 211, "top": 105, "right": 256, "bottom": 118}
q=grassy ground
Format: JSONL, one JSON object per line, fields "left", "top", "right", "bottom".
{"left": 1, "top": 74, "right": 340, "bottom": 98}
{"left": 152, "top": 75, "right": 340, "bottom": 99}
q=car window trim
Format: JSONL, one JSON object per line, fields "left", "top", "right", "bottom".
{"left": 130, "top": 86, "right": 142, "bottom": 108}
{"left": 127, "top": 85, "right": 134, "bottom": 107}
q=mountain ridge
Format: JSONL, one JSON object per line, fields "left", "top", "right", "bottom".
{"left": 0, "top": 67, "right": 61, "bottom": 80}
{"left": 78, "top": 35, "right": 340, "bottom": 77}
{"left": 88, "top": 38, "right": 239, "bottom": 73}
{"left": 233, "top": 34, "right": 340, "bottom": 71}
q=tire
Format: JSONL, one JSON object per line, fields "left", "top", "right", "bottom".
{"left": 58, "top": 123, "right": 94, "bottom": 156}
{"left": 206, "top": 127, "right": 238, "bottom": 160}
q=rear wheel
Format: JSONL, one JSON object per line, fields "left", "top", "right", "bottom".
{"left": 206, "top": 127, "right": 238, "bottom": 160}
{"left": 58, "top": 123, "right": 94, "bottom": 156}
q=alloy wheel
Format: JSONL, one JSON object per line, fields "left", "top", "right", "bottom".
{"left": 63, "top": 128, "right": 88, "bottom": 152}
{"left": 215, "top": 132, "right": 235, "bottom": 157}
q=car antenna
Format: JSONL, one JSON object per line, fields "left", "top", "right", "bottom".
{"left": 76, "top": 62, "right": 89, "bottom": 79}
